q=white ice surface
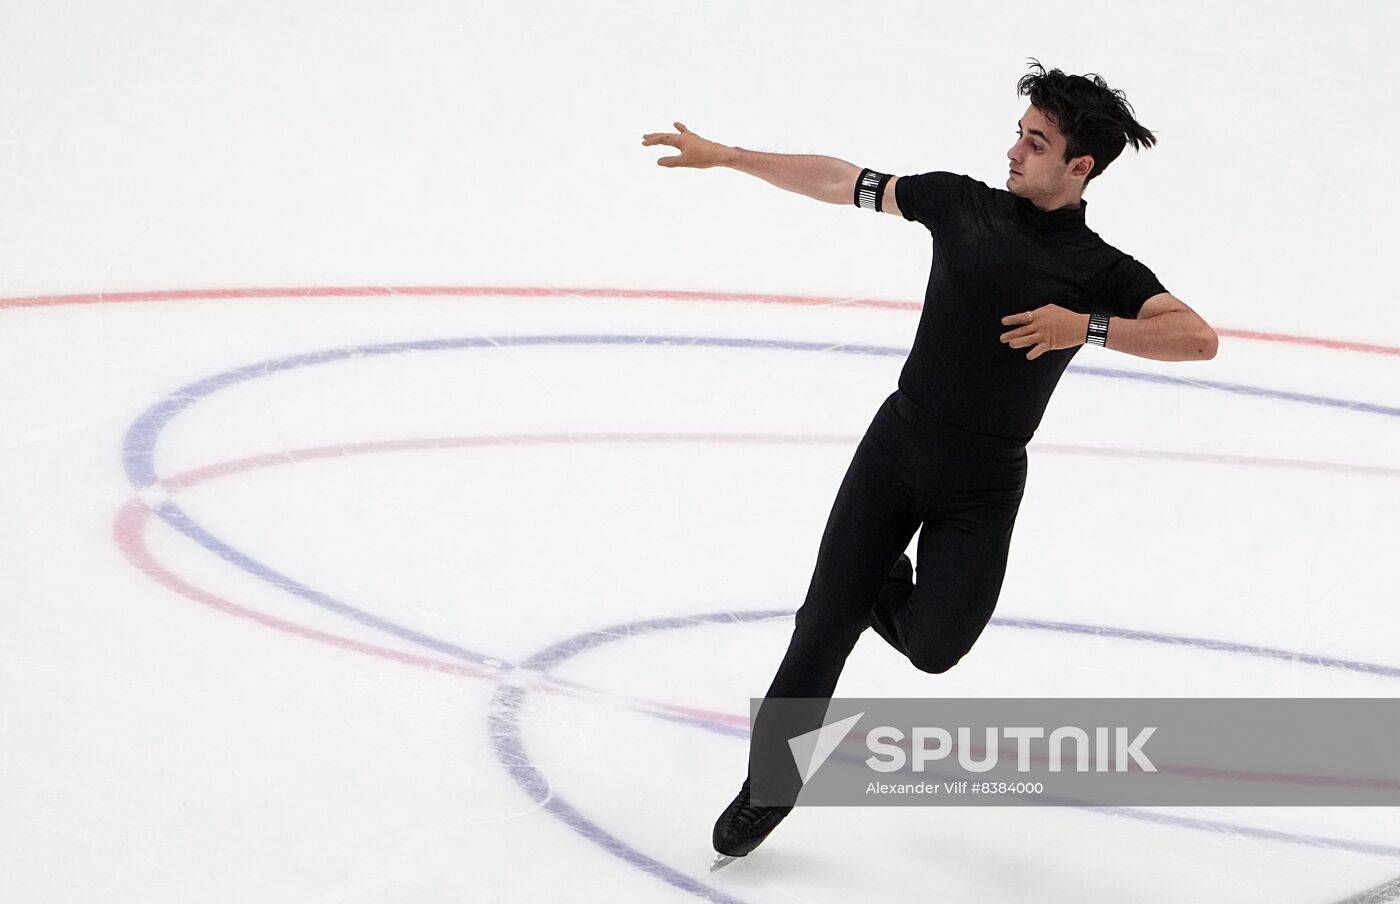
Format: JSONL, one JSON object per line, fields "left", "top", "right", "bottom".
{"left": 2, "top": 2, "right": 1399, "bottom": 902}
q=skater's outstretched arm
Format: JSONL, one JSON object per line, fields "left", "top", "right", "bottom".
{"left": 641, "top": 121, "right": 902, "bottom": 215}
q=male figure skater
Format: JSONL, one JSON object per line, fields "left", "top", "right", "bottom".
{"left": 641, "top": 60, "right": 1218, "bottom": 864}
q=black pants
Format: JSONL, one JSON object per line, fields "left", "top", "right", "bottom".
{"left": 748, "top": 388, "right": 1028, "bottom": 803}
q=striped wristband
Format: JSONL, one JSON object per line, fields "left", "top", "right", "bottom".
{"left": 1086, "top": 313, "right": 1110, "bottom": 346}
{"left": 855, "top": 168, "right": 892, "bottom": 212}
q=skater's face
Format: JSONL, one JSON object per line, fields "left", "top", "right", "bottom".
{"left": 1006, "top": 105, "right": 1093, "bottom": 209}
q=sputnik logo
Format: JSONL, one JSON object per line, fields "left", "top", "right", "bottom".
{"left": 788, "top": 711, "right": 865, "bottom": 783}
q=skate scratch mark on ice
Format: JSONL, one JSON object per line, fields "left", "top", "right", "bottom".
{"left": 1330, "top": 874, "right": 1400, "bottom": 904}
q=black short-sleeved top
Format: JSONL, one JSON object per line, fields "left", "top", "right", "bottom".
{"left": 893, "top": 171, "right": 1166, "bottom": 442}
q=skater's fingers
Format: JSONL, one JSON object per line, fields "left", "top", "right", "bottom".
{"left": 675, "top": 121, "right": 690, "bottom": 133}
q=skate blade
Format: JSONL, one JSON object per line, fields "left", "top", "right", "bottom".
{"left": 709, "top": 854, "right": 739, "bottom": 872}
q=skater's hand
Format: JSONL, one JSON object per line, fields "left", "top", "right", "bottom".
{"left": 641, "top": 122, "right": 734, "bottom": 169}
{"left": 999, "top": 304, "right": 1092, "bottom": 360}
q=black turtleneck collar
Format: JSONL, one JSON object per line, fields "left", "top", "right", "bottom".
{"left": 1012, "top": 192, "right": 1087, "bottom": 232}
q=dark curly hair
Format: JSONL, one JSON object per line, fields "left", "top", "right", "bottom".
{"left": 1016, "top": 58, "right": 1156, "bottom": 186}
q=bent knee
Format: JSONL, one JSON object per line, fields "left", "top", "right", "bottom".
{"left": 908, "top": 647, "right": 970, "bottom": 675}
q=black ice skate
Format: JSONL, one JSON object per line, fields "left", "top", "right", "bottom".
{"left": 710, "top": 777, "right": 793, "bottom": 869}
